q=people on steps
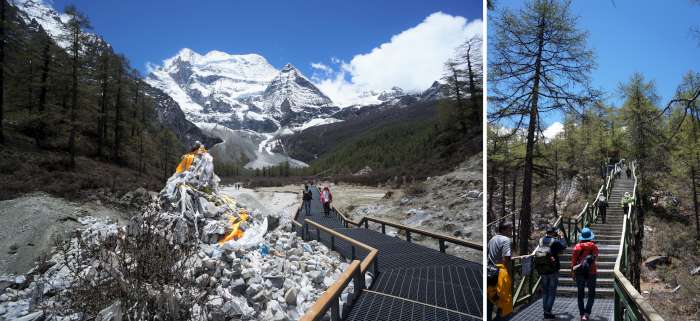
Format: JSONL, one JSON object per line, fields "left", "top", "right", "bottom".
{"left": 571, "top": 227, "right": 599, "bottom": 321}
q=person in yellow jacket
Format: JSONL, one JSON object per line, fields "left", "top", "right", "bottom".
{"left": 487, "top": 222, "right": 513, "bottom": 320}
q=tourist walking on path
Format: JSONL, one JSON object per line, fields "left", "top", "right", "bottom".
{"left": 535, "top": 226, "right": 567, "bottom": 320}
{"left": 625, "top": 166, "right": 632, "bottom": 179}
{"left": 320, "top": 186, "right": 333, "bottom": 217}
{"left": 487, "top": 222, "right": 513, "bottom": 321}
{"left": 302, "top": 184, "right": 312, "bottom": 215}
{"left": 571, "top": 227, "right": 600, "bottom": 321}
{"left": 596, "top": 195, "right": 608, "bottom": 224}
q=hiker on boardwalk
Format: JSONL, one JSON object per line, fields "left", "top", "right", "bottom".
{"left": 621, "top": 192, "right": 634, "bottom": 214}
{"left": 571, "top": 227, "right": 600, "bottom": 321}
{"left": 535, "top": 226, "right": 567, "bottom": 320}
{"left": 302, "top": 184, "right": 313, "bottom": 215}
{"left": 596, "top": 195, "right": 608, "bottom": 224}
{"left": 625, "top": 166, "right": 632, "bottom": 179}
{"left": 487, "top": 222, "right": 513, "bottom": 321}
{"left": 320, "top": 186, "right": 333, "bottom": 217}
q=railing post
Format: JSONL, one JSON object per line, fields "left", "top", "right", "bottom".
{"left": 406, "top": 231, "right": 412, "bottom": 243}
{"left": 331, "top": 299, "right": 340, "bottom": 321}
{"left": 304, "top": 223, "right": 309, "bottom": 241}
{"left": 353, "top": 265, "right": 364, "bottom": 296}
{"left": 374, "top": 257, "right": 379, "bottom": 275}
{"left": 439, "top": 239, "right": 446, "bottom": 253}
{"left": 331, "top": 235, "right": 335, "bottom": 251}
{"left": 351, "top": 246, "right": 356, "bottom": 260}
{"left": 316, "top": 228, "right": 321, "bottom": 241}
{"left": 381, "top": 223, "right": 386, "bottom": 234}
{"left": 364, "top": 220, "right": 368, "bottom": 229}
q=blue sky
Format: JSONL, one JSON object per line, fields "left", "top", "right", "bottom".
{"left": 50, "top": 0, "right": 482, "bottom": 79}
{"left": 489, "top": 0, "right": 699, "bottom": 128}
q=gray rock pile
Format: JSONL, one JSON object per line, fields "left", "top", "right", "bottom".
{"left": 0, "top": 148, "right": 346, "bottom": 320}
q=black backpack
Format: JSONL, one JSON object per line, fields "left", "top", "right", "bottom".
{"left": 574, "top": 252, "right": 595, "bottom": 276}
{"left": 534, "top": 238, "right": 558, "bottom": 275}
{"left": 487, "top": 262, "right": 500, "bottom": 286}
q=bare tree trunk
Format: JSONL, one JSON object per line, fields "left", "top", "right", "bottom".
{"left": 692, "top": 165, "right": 699, "bottom": 240}
{"left": 553, "top": 141, "right": 559, "bottom": 218}
{"left": 112, "top": 65, "right": 123, "bottom": 162}
{"left": 465, "top": 49, "right": 480, "bottom": 126}
{"left": 519, "top": 16, "right": 545, "bottom": 254}
{"left": 68, "top": 30, "right": 80, "bottom": 168}
{"left": 501, "top": 168, "right": 507, "bottom": 218}
{"left": 0, "top": 0, "right": 6, "bottom": 145}
{"left": 97, "top": 55, "right": 109, "bottom": 158}
{"left": 38, "top": 41, "right": 50, "bottom": 113}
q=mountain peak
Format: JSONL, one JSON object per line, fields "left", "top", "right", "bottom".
{"left": 281, "top": 63, "right": 299, "bottom": 73}
{"left": 175, "top": 48, "right": 200, "bottom": 62}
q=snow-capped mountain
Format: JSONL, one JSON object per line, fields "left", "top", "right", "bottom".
{"left": 13, "top": 0, "right": 71, "bottom": 48}
{"left": 146, "top": 50, "right": 339, "bottom": 133}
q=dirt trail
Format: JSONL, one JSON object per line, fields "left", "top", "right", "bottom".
{"left": 0, "top": 193, "right": 126, "bottom": 275}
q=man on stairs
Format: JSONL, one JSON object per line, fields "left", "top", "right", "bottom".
{"left": 571, "top": 227, "right": 599, "bottom": 321}
{"left": 535, "top": 227, "right": 567, "bottom": 320}
{"left": 596, "top": 195, "right": 608, "bottom": 224}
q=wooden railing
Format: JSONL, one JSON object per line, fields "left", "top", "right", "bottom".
{"left": 297, "top": 219, "right": 378, "bottom": 321}
{"left": 612, "top": 162, "right": 665, "bottom": 321}
{"left": 292, "top": 187, "right": 481, "bottom": 320}
{"left": 331, "top": 205, "right": 482, "bottom": 252}
{"left": 508, "top": 160, "right": 620, "bottom": 308}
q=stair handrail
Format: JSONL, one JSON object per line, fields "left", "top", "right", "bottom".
{"left": 508, "top": 159, "right": 622, "bottom": 309}
{"left": 612, "top": 161, "right": 666, "bottom": 321}
{"left": 292, "top": 186, "right": 478, "bottom": 320}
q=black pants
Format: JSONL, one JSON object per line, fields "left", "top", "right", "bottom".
{"left": 303, "top": 200, "right": 311, "bottom": 215}
{"left": 576, "top": 273, "right": 596, "bottom": 316}
{"left": 323, "top": 202, "right": 331, "bottom": 216}
{"left": 599, "top": 208, "right": 606, "bottom": 223}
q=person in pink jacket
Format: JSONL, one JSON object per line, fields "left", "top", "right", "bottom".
{"left": 320, "top": 186, "right": 333, "bottom": 217}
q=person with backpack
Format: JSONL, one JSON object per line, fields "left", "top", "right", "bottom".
{"left": 320, "top": 186, "right": 333, "bottom": 217}
{"left": 302, "top": 184, "right": 312, "bottom": 215}
{"left": 596, "top": 195, "right": 608, "bottom": 224}
{"left": 535, "top": 226, "right": 567, "bottom": 320}
{"left": 487, "top": 222, "right": 513, "bottom": 321}
{"left": 571, "top": 227, "right": 599, "bottom": 321}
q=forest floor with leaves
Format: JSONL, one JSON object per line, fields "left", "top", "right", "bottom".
{"left": 640, "top": 174, "right": 700, "bottom": 321}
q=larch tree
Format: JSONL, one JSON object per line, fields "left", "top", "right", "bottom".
{"left": 62, "top": 5, "right": 91, "bottom": 168}
{"left": 489, "top": 0, "right": 598, "bottom": 253}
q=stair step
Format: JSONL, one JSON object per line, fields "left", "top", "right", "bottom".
{"left": 559, "top": 277, "right": 615, "bottom": 287}
{"left": 560, "top": 261, "right": 615, "bottom": 269}
{"left": 557, "top": 286, "right": 615, "bottom": 298}
{"left": 561, "top": 253, "right": 617, "bottom": 261}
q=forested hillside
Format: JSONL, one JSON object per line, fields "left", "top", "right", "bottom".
{"left": 0, "top": 1, "right": 215, "bottom": 199}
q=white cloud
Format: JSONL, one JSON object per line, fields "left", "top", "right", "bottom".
{"left": 310, "top": 62, "right": 333, "bottom": 74}
{"left": 543, "top": 122, "right": 564, "bottom": 139}
{"left": 313, "top": 12, "right": 482, "bottom": 106}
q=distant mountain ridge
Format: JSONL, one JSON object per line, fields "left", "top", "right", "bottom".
{"left": 146, "top": 49, "right": 340, "bottom": 133}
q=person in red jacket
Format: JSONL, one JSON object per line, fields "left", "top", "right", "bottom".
{"left": 320, "top": 186, "right": 333, "bottom": 217}
{"left": 571, "top": 227, "right": 600, "bottom": 321}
